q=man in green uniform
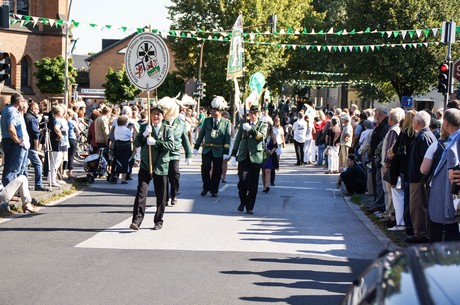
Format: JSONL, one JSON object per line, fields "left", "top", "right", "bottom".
{"left": 231, "top": 105, "right": 268, "bottom": 214}
{"left": 158, "top": 97, "right": 193, "bottom": 206}
{"left": 193, "top": 96, "right": 232, "bottom": 197}
{"left": 130, "top": 105, "right": 175, "bottom": 231}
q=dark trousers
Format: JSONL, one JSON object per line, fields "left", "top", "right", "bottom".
{"left": 132, "top": 167, "right": 168, "bottom": 226}
{"left": 167, "top": 159, "right": 180, "bottom": 201}
{"left": 370, "top": 161, "right": 385, "bottom": 210}
{"left": 237, "top": 160, "right": 261, "bottom": 212}
{"left": 201, "top": 151, "right": 223, "bottom": 194}
{"left": 429, "top": 220, "right": 460, "bottom": 243}
{"left": 1, "top": 138, "right": 23, "bottom": 186}
{"left": 67, "top": 138, "right": 77, "bottom": 170}
{"left": 293, "top": 140, "right": 305, "bottom": 165}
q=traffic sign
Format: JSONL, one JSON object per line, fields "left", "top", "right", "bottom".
{"left": 454, "top": 59, "right": 460, "bottom": 82}
{"left": 401, "top": 96, "right": 413, "bottom": 107}
{"left": 124, "top": 32, "right": 170, "bottom": 91}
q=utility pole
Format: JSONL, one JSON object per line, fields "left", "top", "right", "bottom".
{"left": 441, "top": 19, "right": 456, "bottom": 111}
{"left": 64, "top": 0, "right": 73, "bottom": 109}
{"left": 196, "top": 41, "right": 205, "bottom": 112}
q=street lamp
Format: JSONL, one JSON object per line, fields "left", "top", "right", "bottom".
{"left": 64, "top": 0, "right": 73, "bottom": 108}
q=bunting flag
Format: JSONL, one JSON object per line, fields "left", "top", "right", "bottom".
{"left": 4, "top": 13, "right": 449, "bottom": 53}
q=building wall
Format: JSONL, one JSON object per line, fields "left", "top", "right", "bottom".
{"left": 0, "top": 0, "right": 67, "bottom": 107}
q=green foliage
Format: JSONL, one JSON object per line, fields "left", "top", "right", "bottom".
{"left": 342, "top": 0, "right": 460, "bottom": 100}
{"left": 157, "top": 72, "right": 186, "bottom": 98}
{"left": 33, "top": 56, "right": 77, "bottom": 94}
{"left": 168, "top": 0, "right": 322, "bottom": 103}
{"left": 102, "top": 66, "right": 142, "bottom": 104}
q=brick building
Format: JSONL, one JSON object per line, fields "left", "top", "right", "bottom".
{"left": 0, "top": 0, "right": 69, "bottom": 108}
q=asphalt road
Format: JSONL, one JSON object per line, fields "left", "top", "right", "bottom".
{"left": 0, "top": 144, "right": 392, "bottom": 305}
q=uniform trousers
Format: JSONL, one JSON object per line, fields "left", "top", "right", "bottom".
{"left": 201, "top": 151, "right": 223, "bottom": 195}
{"left": 167, "top": 159, "right": 180, "bottom": 201}
{"left": 237, "top": 160, "right": 261, "bottom": 212}
{"left": 132, "top": 167, "right": 168, "bottom": 226}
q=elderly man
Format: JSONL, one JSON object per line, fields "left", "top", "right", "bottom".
{"left": 366, "top": 105, "right": 389, "bottom": 213}
{"left": 406, "top": 110, "right": 437, "bottom": 243}
{"left": 380, "top": 107, "right": 405, "bottom": 226}
{"left": 425, "top": 108, "right": 460, "bottom": 242}
{"left": 193, "top": 97, "right": 232, "bottom": 197}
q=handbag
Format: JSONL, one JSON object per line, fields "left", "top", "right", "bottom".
{"left": 324, "top": 147, "right": 331, "bottom": 156}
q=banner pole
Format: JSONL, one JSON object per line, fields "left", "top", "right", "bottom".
{"left": 147, "top": 84, "right": 153, "bottom": 174}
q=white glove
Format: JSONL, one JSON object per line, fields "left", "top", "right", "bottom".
{"left": 193, "top": 149, "right": 198, "bottom": 156}
{"left": 146, "top": 137, "right": 156, "bottom": 146}
{"left": 223, "top": 154, "right": 229, "bottom": 160}
{"left": 185, "top": 158, "right": 192, "bottom": 165}
{"left": 230, "top": 156, "right": 237, "bottom": 167}
{"left": 242, "top": 123, "right": 251, "bottom": 131}
{"left": 143, "top": 125, "right": 152, "bottom": 137}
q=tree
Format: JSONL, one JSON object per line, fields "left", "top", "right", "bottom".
{"left": 34, "top": 56, "right": 77, "bottom": 94}
{"left": 102, "top": 66, "right": 141, "bottom": 104}
{"left": 167, "top": 0, "right": 322, "bottom": 103}
{"left": 157, "top": 72, "right": 186, "bottom": 99}
{"left": 342, "top": 0, "right": 460, "bottom": 100}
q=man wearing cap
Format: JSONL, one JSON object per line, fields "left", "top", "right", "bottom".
{"left": 231, "top": 105, "right": 268, "bottom": 214}
{"left": 130, "top": 105, "right": 175, "bottom": 231}
{"left": 194, "top": 96, "right": 232, "bottom": 197}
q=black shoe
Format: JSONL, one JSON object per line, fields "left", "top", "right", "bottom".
{"left": 405, "top": 227, "right": 414, "bottom": 236}
{"left": 263, "top": 187, "right": 270, "bottom": 193}
{"left": 366, "top": 206, "right": 385, "bottom": 213}
{"left": 201, "top": 190, "right": 208, "bottom": 196}
{"left": 129, "top": 223, "right": 139, "bottom": 231}
{"left": 35, "top": 186, "right": 50, "bottom": 192}
{"left": 221, "top": 179, "right": 227, "bottom": 183}
{"left": 211, "top": 193, "right": 217, "bottom": 197}
{"left": 270, "top": 182, "right": 275, "bottom": 186}
{"left": 237, "top": 204, "right": 244, "bottom": 212}
{"left": 246, "top": 210, "right": 254, "bottom": 214}
{"left": 405, "top": 236, "right": 429, "bottom": 243}
{"left": 170, "top": 198, "right": 177, "bottom": 206}
{"left": 152, "top": 223, "right": 163, "bottom": 230}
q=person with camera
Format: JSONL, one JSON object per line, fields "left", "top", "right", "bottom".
{"left": 424, "top": 108, "right": 460, "bottom": 243}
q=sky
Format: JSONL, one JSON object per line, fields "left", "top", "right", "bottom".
{"left": 71, "top": 0, "right": 172, "bottom": 55}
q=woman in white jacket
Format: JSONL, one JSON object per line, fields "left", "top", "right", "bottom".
{"left": 293, "top": 112, "right": 307, "bottom": 165}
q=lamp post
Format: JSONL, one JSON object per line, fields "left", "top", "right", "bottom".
{"left": 64, "top": 0, "right": 73, "bottom": 108}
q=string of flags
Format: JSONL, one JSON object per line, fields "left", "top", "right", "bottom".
{"left": 294, "top": 80, "right": 372, "bottom": 87}
{"left": 6, "top": 13, "right": 447, "bottom": 53}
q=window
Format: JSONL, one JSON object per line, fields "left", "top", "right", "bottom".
{"left": 20, "top": 56, "right": 30, "bottom": 89}
{"left": 8, "top": 0, "right": 29, "bottom": 15}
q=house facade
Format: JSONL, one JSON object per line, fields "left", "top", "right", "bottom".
{"left": 0, "top": 0, "right": 68, "bottom": 108}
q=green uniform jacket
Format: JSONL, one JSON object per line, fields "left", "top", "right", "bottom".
{"left": 232, "top": 120, "right": 268, "bottom": 164}
{"left": 194, "top": 117, "right": 232, "bottom": 158}
{"left": 134, "top": 122, "right": 175, "bottom": 175}
{"left": 167, "top": 116, "right": 192, "bottom": 160}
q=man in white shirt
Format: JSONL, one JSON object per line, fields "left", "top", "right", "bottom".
{"left": 293, "top": 111, "right": 307, "bottom": 165}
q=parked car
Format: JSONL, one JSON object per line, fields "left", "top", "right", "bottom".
{"left": 341, "top": 242, "right": 460, "bottom": 305}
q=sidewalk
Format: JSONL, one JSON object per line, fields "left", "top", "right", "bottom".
{"left": 1, "top": 158, "right": 86, "bottom": 212}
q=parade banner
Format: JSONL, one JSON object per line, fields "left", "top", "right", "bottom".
{"left": 226, "top": 15, "right": 244, "bottom": 80}
{"left": 124, "top": 32, "right": 170, "bottom": 90}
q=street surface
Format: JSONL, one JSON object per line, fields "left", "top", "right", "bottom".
{"left": 0, "top": 144, "right": 392, "bottom": 305}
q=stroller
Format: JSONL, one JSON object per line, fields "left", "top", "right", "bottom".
{"left": 83, "top": 147, "right": 115, "bottom": 184}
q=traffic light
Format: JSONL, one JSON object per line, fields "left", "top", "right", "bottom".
{"left": 194, "top": 81, "right": 206, "bottom": 99}
{"left": 437, "top": 62, "right": 449, "bottom": 94}
{"left": 0, "top": 52, "right": 11, "bottom": 83}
